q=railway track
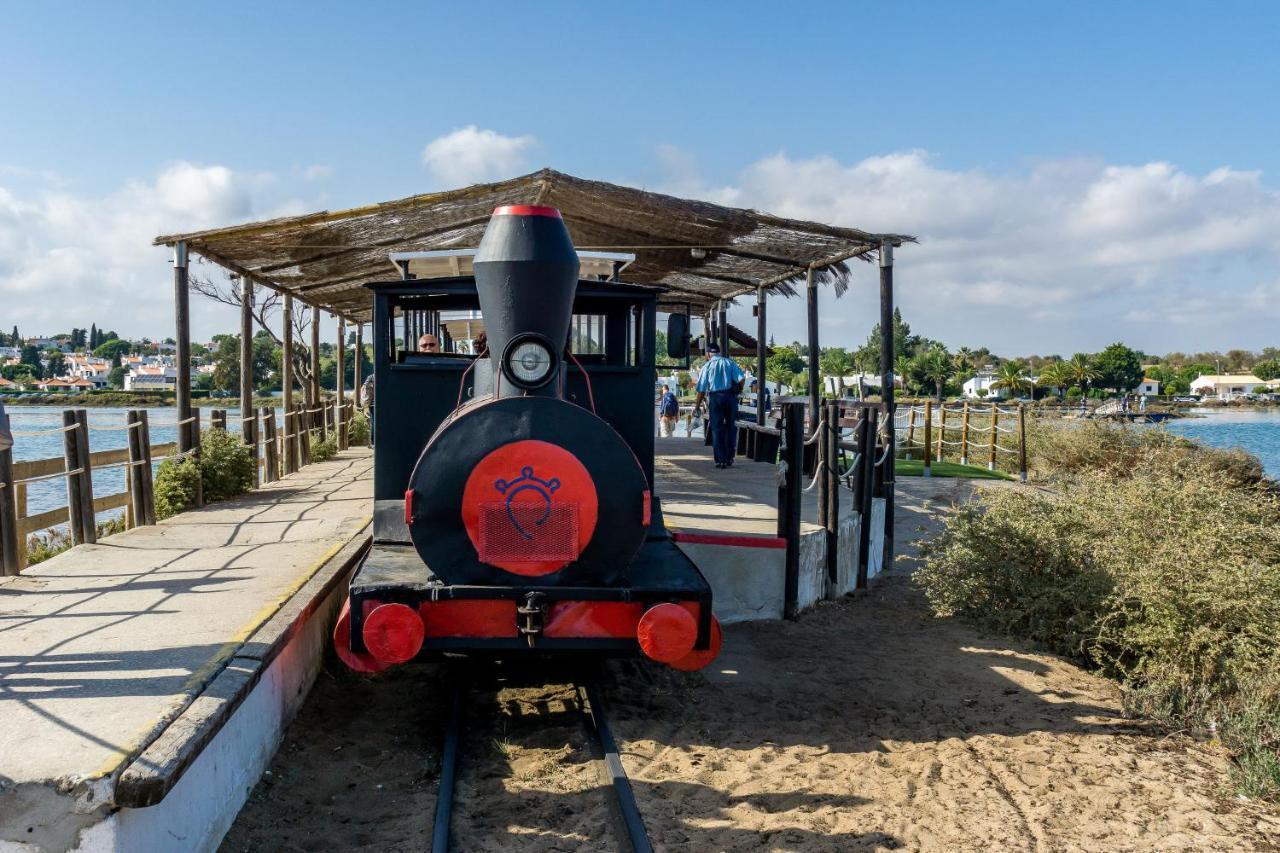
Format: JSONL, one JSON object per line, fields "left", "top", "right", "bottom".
{"left": 431, "top": 669, "right": 653, "bottom": 853}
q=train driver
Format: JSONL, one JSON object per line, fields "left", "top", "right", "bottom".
{"left": 418, "top": 333, "right": 440, "bottom": 353}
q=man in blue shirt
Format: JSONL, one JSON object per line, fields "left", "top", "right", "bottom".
{"left": 694, "top": 343, "right": 746, "bottom": 468}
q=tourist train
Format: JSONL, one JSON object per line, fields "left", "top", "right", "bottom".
{"left": 334, "top": 205, "right": 721, "bottom": 672}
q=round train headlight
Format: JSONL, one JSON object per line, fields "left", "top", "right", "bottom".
{"left": 503, "top": 335, "right": 556, "bottom": 388}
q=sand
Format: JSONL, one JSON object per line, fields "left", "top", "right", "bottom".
{"left": 221, "top": 477, "right": 1280, "bottom": 852}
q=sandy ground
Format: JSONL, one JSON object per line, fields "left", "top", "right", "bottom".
{"left": 222, "top": 477, "right": 1280, "bottom": 852}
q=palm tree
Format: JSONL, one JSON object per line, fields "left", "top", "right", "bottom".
{"left": 1066, "top": 353, "right": 1101, "bottom": 394}
{"left": 952, "top": 346, "right": 977, "bottom": 379}
{"left": 990, "top": 360, "right": 1032, "bottom": 399}
{"left": 894, "top": 354, "right": 916, "bottom": 395}
{"left": 915, "top": 348, "right": 953, "bottom": 401}
{"left": 766, "top": 363, "right": 794, "bottom": 394}
{"left": 1037, "top": 361, "right": 1070, "bottom": 398}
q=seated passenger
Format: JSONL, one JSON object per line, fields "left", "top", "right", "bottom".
{"left": 418, "top": 333, "right": 440, "bottom": 353}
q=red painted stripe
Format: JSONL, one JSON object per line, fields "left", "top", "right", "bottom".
{"left": 492, "top": 204, "right": 562, "bottom": 218}
{"left": 670, "top": 531, "right": 788, "bottom": 549}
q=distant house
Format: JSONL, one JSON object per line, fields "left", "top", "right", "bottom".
{"left": 0, "top": 377, "right": 17, "bottom": 390}
{"left": 36, "top": 378, "right": 95, "bottom": 392}
{"left": 1134, "top": 378, "right": 1159, "bottom": 396}
{"left": 1189, "top": 374, "right": 1267, "bottom": 400}
{"left": 125, "top": 366, "right": 177, "bottom": 392}
{"left": 962, "top": 368, "right": 1001, "bottom": 398}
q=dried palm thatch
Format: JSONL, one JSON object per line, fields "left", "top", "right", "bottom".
{"left": 155, "top": 168, "right": 913, "bottom": 321}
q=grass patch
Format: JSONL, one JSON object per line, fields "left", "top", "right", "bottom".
{"left": 895, "top": 458, "right": 1013, "bottom": 480}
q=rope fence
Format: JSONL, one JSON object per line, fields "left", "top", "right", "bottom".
{"left": 893, "top": 400, "right": 1029, "bottom": 477}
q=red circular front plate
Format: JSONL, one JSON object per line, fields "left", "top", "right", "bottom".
{"left": 637, "top": 603, "right": 698, "bottom": 663}
{"left": 669, "top": 616, "right": 724, "bottom": 672}
{"left": 461, "top": 439, "right": 599, "bottom": 576}
{"left": 363, "top": 603, "right": 425, "bottom": 664}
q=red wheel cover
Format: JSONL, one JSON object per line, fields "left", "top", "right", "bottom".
{"left": 461, "top": 439, "right": 599, "bottom": 576}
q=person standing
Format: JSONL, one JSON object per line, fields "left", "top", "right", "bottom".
{"left": 694, "top": 343, "right": 745, "bottom": 468}
{"left": 657, "top": 384, "right": 679, "bottom": 437}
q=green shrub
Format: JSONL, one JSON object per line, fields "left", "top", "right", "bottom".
{"left": 918, "top": 446, "right": 1280, "bottom": 800}
{"left": 310, "top": 434, "right": 338, "bottom": 463}
{"left": 154, "top": 456, "right": 202, "bottom": 519}
{"left": 348, "top": 411, "right": 370, "bottom": 447}
{"left": 199, "top": 427, "right": 256, "bottom": 502}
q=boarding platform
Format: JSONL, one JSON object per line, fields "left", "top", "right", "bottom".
{"left": 0, "top": 450, "right": 372, "bottom": 852}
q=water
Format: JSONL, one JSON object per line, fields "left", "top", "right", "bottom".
{"left": 1163, "top": 408, "right": 1280, "bottom": 477}
{"left": 4, "top": 406, "right": 246, "bottom": 521}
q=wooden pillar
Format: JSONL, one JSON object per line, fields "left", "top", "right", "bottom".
{"left": 936, "top": 404, "right": 947, "bottom": 464}
{"left": 878, "top": 241, "right": 896, "bottom": 574}
{"left": 261, "top": 407, "right": 278, "bottom": 483}
{"left": 960, "top": 401, "right": 971, "bottom": 466}
{"left": 139, "top": 411, "right": 156, "bottom": 525}
{"left": 905, "top": 406, "right": 917, "bottom": 456}
{"left": 922, "top": 400, "right": 933, "bottom": 477}
{"left": 354, "top": 322, "right": 364, "bottom": 409}
{"left": 282, "top": 294, "right": 295, "bottom": 474}
{"left": 0, "top": 446, "right": 18, "bottom": 575}
{"left": 805, "top": 266, "right": 819, "bottom": 434}
{"left": 173, "top": 241, "right": 193, "bottom": 454}
{"left": 240, "top": 275, "right": 259, "bottom": 486}
{"left": 126, "top": 410, "right": 147, "bottom": 530}
{"left": 824, "top": 398, "right": 840, "bottom": 584}
{"left": 337, "top": 316, "right": 347, "bottom": 450}
{"left": 211, "top": 409, "right": 227, "bottom": 431}
{"left": 988, "top": 403, "right": 999, "bottom": 470}
{"left": 1018, "top": 403, "right": 1028, "bottom": 482}
{"left": 311, "top": 307, "right": 324, "bottom": 442}
{"left": 781, "top": 401, "right": 804, "bottom": 619}
{"left": 756, "top": 286, "right": 767, "bottom": 428}
{"left": 855, "top": 407, "right": 877, "bottom": 589}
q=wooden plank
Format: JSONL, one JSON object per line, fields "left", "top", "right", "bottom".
{"left": 13, "top": 457, "right": 66, "bottom": 480}
{"left": 93, "top": 491, "right": 131, "bottom": 513}
{"left": 150, "top": 442, "right": 179, "bottom": 459}
{"left": 19, "top": 506, "right": 72, "bottom": 537}
{"left": 90, "top": 446, "right": 130, "bottom": 467}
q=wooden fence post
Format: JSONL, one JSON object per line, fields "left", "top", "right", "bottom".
{"left": 0, "top": 447, "right": 19, "bottom": 575}
{"left": 825, "top": 399, "right": 840, "bottom": 584}
{"left": 62, "top": 410, "right": 88, "bottom": 545}
{"left": 138, "top": 411, "right": 156, "bottom": 525}
{"left": 126, "top": 410, "right": 147, "bottom": 529}
{"left": 936, "top": 404, "right": 947, "bottom": 464}
{"left": 922, "top": 400, "right": 933, "bottom": 477}
{"left": 960, "top": 402, "right": 971, "bottom": 466}
{"left": 262, "top": 407, "right": 279, "bottom": 482}
{"left": 856, "top": 407, "right": 877, "bottom": 590}
{"left": 299, "top": 403, "right": 312, "bottom": 466}
{"left": 904, "top": 406, "right": 917, "bottom": 458}
{"left": 211, "top": 409, "right": 227, "bottom": 431}
{"left": 988, "top": 403, "right": 999, "bottom": 471}
{"left": 190, "top": 411, "right": 203, "bottom": 508}
{"left": 1018, "top": 403, "right": 1028, "bottom": 482}
{"left": 781, "top": 401, "right": 804, "bottom": 619}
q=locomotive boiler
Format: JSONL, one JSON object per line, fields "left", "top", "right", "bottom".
{"left": 335, "top": 205, "right": 721, "bottom": 673}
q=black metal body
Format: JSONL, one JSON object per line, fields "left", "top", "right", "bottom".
{"left": 352, "top": 273, "right": 712, "bottom": 657}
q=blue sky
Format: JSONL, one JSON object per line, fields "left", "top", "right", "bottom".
{"left": 2, "top": 1, "right": 1279, "bottom": 353}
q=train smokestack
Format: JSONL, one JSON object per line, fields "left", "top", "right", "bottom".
{"left": 473, "top": 206, "right": 579, "bottom": 396}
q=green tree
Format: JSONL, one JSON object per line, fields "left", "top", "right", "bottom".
{"left": 1092, "top": 342, "right": 1143, "bottom": 393}
{"left": 1253, "top": 359, "right": 1280, "bottom": 381}
{"left": 1037, "top": 361, "right": 1071, "bottom": 398}
{"left": 108, "top": 365, "right": 127, "bottom": 389}
{"left": 1066, "top": 353, "right": 1101, "bottom": 393}
{"left": 1, "top": 364, "right": 37, "bottom": 384}
{"left": 19, "top": 344, "right": 42, "bottom": 375}
{"left": 914, "top": 347, "right": 953, "bottom": 401}
{"left": 766, "top": 345, "right": 805, "bottom": 379}
{"left": 43, "top": 350, "right": 65, "bottom": 380}
{"left": 210, "top": 333, "right": 274, "bottom": 393}
{"left": 990, "top": 360, "right": 1032, "bottom": 399}
{"left": 855, "top": 308, "right": 920, "bottom": 371}
{"left": 818, "top": 347, "right": 854, "bottom": 396}
{"left": 93, "top": 338, "right": 132, "bottom": 364}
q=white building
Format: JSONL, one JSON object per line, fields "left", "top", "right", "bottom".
{"left": 962, "top": 368, "right": 1001, "bottom": 398}
{"left": 1189, "top": 374, "right": 1267, "bottom": 400}
{"left": 124, "top": 365, "right": 177, "bottom": 392}
{"left": 1134, "top": 378, "right": 1160, "bottom": 396}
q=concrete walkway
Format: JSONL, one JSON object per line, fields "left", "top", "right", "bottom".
{"left": 0, "top": 450, "right": 371, "bottom": 849}
{"left": 654, "top": 436, "right": 821, "bottom": 537}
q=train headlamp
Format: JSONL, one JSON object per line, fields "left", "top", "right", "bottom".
{"left": 503, "top": 335, "right": 556, "bottom": 388}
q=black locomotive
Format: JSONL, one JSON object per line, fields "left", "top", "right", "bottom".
{"left": 335, "top": 205, "right": 721, "bottom": 673}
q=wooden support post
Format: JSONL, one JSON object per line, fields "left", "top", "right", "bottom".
{"left": 960, "top": 401, "right": 971, "bottom": 466}
{"left": 781, "top": 401, "right": 804, "bottom": 619}
{"left": 126, "top": 410, "right": 147, "bottom": 530}
{"left": 825, "top": 399, "right": 840, "bottom": 584}
{"left": 189, "top": 411, "right": 203, "bottom": 507}
{"left": 74, "top": 410, "right": 96, "bottom": 543}
{"left": 805, "top": 267, "right": 820, "bottom": 435}
{"left": 62, "top": 410, "right": 87, "bottom": 545}
{"left": 261, "top": 407, "right": 278, "bottom": 482}
{"left": 855, "top": 407, "right": 877, "bottom": 590}
{"left": 0, "top": 447, "right": 19, "bottom": 575}
{"left": 905, "top": 406, "right": 917, "bottom": 457}
{"left": 173, "top": 241, "right": 193, "bottom": 456}
{"left": 1018, "top": 403, "right": 1028, "bottom": 482}
{"left": 298, "top": 403, "right": 312, "bottom": 466}
{"left": 139, "top": 411, "right": 156, "bottom": 525}
{"left": 311, "top": 306, "right": 324, "bottom": 443}
{"left": 878, "top": 241, "right": 896, "bottom": 577}
{"left": 988, "top": 403, "right": 999, "bottom": 471}
{"left": 354, "top": 323, "right": 364, "bottom": 409}
{"left": 240, "top": 275, "right": 259, "bottom": 487}
{"left": 922, "top": 400, "right": 933, "bottom": 477}
{"left": 283, "top": 293, "right": 296, "bottom": 474}
{"left": 337, "top": 315, "right": 347, "bottom": 450}
{"left": 936, "top": 404, "right": 947, "bottom": 464}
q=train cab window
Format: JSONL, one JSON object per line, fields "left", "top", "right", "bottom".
{"left": 569, "top": 314, "right": 606, "bottom": 357}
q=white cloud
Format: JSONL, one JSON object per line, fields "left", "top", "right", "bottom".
{"left": 673, "top": 148, "right": 1280, "bottom": 354}
{"left": 421, "top": 126, "right": 536, "bottom": 185}
{"left": 300, "top": 164, "right": 333, "bottom": 181}
{"left": 0, "top": 162, "right": 299, "bottom": 339}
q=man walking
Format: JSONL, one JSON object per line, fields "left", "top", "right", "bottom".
{"left": 657, "top": 384, "right": 679, "bottom": 437}
{"left": 694, "top": 343, "right": 745, "bottom": 468}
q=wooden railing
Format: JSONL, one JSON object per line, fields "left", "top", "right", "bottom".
{"left": 0, "top": 399, "right": 361, "bottom": 576}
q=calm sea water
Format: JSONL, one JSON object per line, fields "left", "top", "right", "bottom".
{"left": 4, "top": 406, "right": 246, "bottom": 522}
{"left": 1163, "top": 408, "right": 1280, "bottom": 477}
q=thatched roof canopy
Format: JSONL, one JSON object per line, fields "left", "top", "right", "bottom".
{"left": 155, "top": 168, "right": 913, "bottom": 322}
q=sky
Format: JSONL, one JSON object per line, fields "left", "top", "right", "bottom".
{"left": 2, "top": 1, "right": 1279, "bottom": 355}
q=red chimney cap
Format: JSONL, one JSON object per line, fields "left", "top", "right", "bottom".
{"left": 492, "top": 205, "right": 562, "bottom": 218}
